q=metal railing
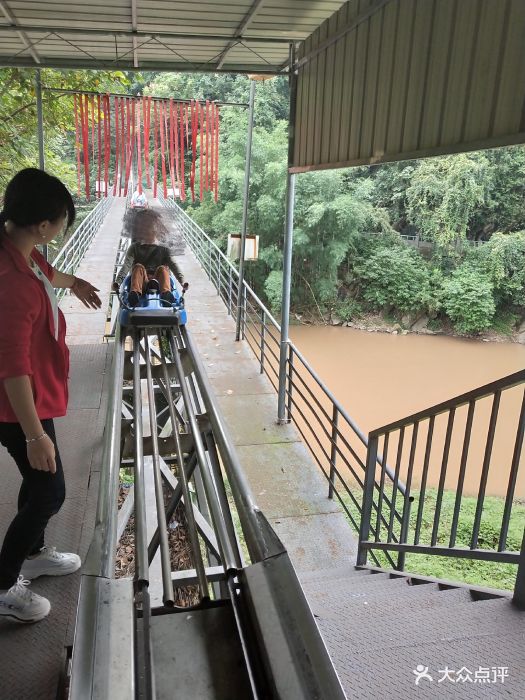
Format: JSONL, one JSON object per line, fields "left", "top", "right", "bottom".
{"left": 159, "top": 196, "right": 406, "bottom": 568}
{"left": 357, "top": 369, "right": 525, "bottom": 605}
{"left": 52, "top": 195, "right": 113, "bottom": 299}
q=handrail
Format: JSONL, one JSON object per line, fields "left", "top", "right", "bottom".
{"left": 358, "top": 367, "right": 525, "bottom": 592}
{"left": 371, "top": 368, "right": 525, "bottom": 437}
{"left": 52, "top": 195, "right": 113, "bottom": 299}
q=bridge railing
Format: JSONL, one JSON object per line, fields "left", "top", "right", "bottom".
{"left": 159, "top": 195, "right": 407, "bottom": 568}
{"left": 52, "top": 195, "right": 113, "bottom": 299}
{"left": 357, "top": 369, "right": 525, "bottom": 605}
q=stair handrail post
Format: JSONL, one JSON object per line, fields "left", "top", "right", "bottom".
{"left": 328, "top": 405, "right": 339, "bottom": 499}
{"left": 357, "top": 434, "right": 379, "bottom": 567}
{"left": 513, "top": 527, "right": 525, "bottom": 610}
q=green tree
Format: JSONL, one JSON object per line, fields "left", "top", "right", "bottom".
{"left": 406, "top": 154, "right": 487, "bottom": 247}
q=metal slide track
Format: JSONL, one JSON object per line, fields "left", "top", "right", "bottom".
{"left": 67, "top": 318, "right": 345, "bottom": 700}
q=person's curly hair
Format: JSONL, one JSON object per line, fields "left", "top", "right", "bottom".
{"left": 123, "top": 207, "right": 170, "bottom": 244}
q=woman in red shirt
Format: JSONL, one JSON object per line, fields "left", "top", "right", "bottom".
{"left": 0, "top": 169, "right": 101, "bottom": 623}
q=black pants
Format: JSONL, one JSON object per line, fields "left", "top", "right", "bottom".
{"left": 0, "top": 419, "right": 65, "bottom": 589}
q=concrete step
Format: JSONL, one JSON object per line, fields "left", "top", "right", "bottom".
{"left": 315, "top": 596, "right": 522, "bottom": 656}
{"left": 319, "top": 597, "right": 525, "bottom": 698}
{"left": 300, "top": 564, "right": 376, "bottom": 583}
{"left": 307, "top": 580, "right": 473, "bottom": 621}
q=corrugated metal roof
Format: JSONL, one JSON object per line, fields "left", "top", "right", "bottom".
{"left": 0, "top": 0, "right": 347, "bottom": 73}
{"left": 292, "top": 0, "right": 525, "bottom": 171}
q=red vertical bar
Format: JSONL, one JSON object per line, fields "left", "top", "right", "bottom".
{"left": 143, "top": 97, "right": 151, "bottom": 188}
{"left": 214, "top": 105, "right": 220, "bottom": 202}
{"left": 90, "top": 95, "right": 95, "bottom": 168}
{"left": 190, "top": 100, "right": 196, "bottom": 202}
{"left": 120, "top": 98, "right": 125, "bottom": 196}
{"left": 184, "top": 102, "right": 189, "bottom": 148}
{"left": 174, "top": 102, "right": 180, "bottom": 195}
{"left": 210, "top": 102, "right": 215, "bottom": 196}
{"left": 137, "top": 98, "right": 143, "bottom": 194}
{"left": 124, "top": 99, "right": 132, "bottom": 196}
{"left": 73, "top": 94, "right": 81, "bottom": 196}
{"left": 179, "top": 102, "right": 186, "bottom": 201}
{"left": 113, "top": 97, "right": 120, "bottom": 196}
{"left": 205, "top": 99, "right": 210, "bottom": 192}
{"left": 103, "top": 95, "right": 109, "bottom": 197}
{"left": 159, "top": 101, "right": 168, "bottom": 199}
{"left": 96, "top": 95, "right": 102, "bottom": 198}
{"left": 199, "top": 102, "right": 204, "bottom": 201}
{"left": 80, "top": 95, "right": 90, "bottom": 199}
{"left": 153, "top": 100, "right": 159, "bottom": 198}
{"left": 168, "top": 99, "right": 176, "bottom": 196}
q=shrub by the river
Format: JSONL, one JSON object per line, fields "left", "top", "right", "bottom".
{"left": 355, "top": 246, "right": 432, "bottom": 314}
{"left": 441, "top": 267, "right": 496, "bottom": 333}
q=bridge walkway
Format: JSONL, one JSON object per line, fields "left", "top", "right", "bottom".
{"left": 0, "top": 195, "right": 356, "bottom": 698}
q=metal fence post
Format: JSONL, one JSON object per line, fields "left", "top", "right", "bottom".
{"left": 513, "top": 528, "right": 525, "bottom": 610}
{"left": 228, "top": 267, "right": 233, "bottom": 316}
{"left": 357, "top": 435, "right": 378, "bottom": 567}
{"left": 328, "top": 406, "right": 339, "bottom": 499}
{"left": 397, "top": 499, "right": 412, "bottom": 572}
{"left": 259, "top": 310, "right": 266, "bottom": 374}
{"left": 242, "top": 284, "right": 247, "bottom": 340}
{"left": 286, "top": 344, "right": 294, "bottom": 421}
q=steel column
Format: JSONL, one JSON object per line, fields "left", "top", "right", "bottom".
{"left": 513, "top": 528, "right": 525, "bottom": 610}
{"left": 235, "top": 80, "right": 256, "bottom": 341}
{"left": 35, "top": 68, "right": 48, "bottom": 259}
{"left": 277, "top": 44, "right": 297, "bottom": 423}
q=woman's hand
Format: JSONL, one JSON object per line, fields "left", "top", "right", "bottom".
{"left": 71, "top": 277, "right": 102, "bottom": 309}
{"left": 27, "top": 435, "right": 56, "bottom": 473}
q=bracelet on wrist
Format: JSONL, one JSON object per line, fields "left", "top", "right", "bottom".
{"left": 25, "top": 432, "right": 48, "bottom": 445}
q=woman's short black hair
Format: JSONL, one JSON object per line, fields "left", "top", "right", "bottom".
{"left": 0, "top": 168, "right": 75, "bottom": 230}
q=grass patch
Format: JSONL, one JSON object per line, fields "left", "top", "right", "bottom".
{"left": 337, "top": 483, "right": 524, "bottom": 590}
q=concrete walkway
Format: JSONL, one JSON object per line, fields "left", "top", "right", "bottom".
{"left": 178, "top": 249, "right": 357, "bottom": 576}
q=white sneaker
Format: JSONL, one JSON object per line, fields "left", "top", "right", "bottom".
{"left": 0, "top": 576, "right": 51, "bottom": 623}
{"left": 20, "top": 546, "right": 81, "bottom": 580}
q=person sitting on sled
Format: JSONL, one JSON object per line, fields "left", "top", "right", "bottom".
{"left": 130, "top": 188, "right": 148, "bottom": 209}
{"left": 114, "top": 208, "right": 187, "bottom": 306}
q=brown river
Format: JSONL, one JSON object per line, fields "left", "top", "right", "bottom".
{"left": 288, "top": 326, "right": 525, "bottom": 499}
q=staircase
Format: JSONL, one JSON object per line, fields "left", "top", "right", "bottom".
{"left": 301, "top": 565, "right": 524, "bottom": 697}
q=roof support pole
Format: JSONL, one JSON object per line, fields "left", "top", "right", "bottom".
{"left": 277, "top": 44, "right": 297, "bottom": 424}
{"left": 235, "top": 80, "right": 256, "bottom": 341}
{"left": 35, "top": 68, "right": 48, "bottom": 259}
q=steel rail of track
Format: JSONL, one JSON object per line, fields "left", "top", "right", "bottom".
{"left": 70, "top": 309, "right": 346, "bottom": 699}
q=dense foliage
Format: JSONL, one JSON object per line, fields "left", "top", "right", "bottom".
{"left": 3, "top": 68, "right": 525, "bottom": 335}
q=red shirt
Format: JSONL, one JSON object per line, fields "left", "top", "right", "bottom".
{"left": 0, "top": 235, "right": 69, "bottom": 422}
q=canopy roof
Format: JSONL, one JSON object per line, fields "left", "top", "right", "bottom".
{"left": 0, "top": 0, "right": 346, "bottom": 73}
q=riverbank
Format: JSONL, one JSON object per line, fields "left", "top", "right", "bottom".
{"left": 292, "top": 310, "right": 525, "bottom": 344}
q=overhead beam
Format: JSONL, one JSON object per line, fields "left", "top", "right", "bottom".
{"left": 0, "top": 0, "right": 40, "bottom": 63}
{"left": 0, "top": 22, "right": 294, "bottom": 45}
{"left": 0, "top": 55, "right": 282, "bottom": 75}
{"left": 296, "top": 0, "right": 393, "bottom": 70}
{"left": 216, "top": 0, "right": 266, "bottom": 70}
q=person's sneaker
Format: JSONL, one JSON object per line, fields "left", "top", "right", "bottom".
{"left": 127, "top": 290, "right": 140, "bottom": 306}
{"left": 160, "top": 290, "right": 175, "bottom": 305}
{"left": 20, "top": 546, "right": 81, "bottom": 580}
{"left": 0, "top": 576, "right": 51, "bottom": 623}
